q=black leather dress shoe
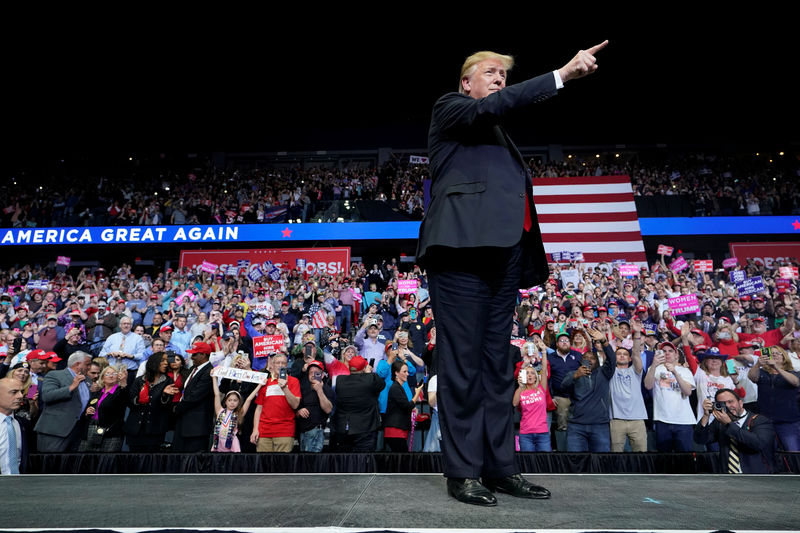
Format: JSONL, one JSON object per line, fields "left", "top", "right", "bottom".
{"left": 446, "top": 478, "right": 498, "bottom": 506}
{"left": 483, "top": 474, "right": 551, "bottom": 499}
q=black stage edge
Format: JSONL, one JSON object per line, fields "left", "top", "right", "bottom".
{"left": 4, "top": 473, "right": 799, "bottom": 531}
{"left": 25, "top": 451, "right": 800, "bottom": 474}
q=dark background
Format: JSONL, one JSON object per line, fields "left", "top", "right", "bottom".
{"left": 5, "top": 10, "right": 797, "bottom": 159}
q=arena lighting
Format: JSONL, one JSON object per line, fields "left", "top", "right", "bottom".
{"left": 595, "top": 154, "right": 600, "bottom": 158}
{"left": 129, "top": 157, "right": 133, "bottom": 161}
{"left": 779, "top": 152, "right": 785, "bottom": 156}
{"left": 615, "top": 154, "right": 620, "bottom": 157}
{"left": 567, "top": 155, "right": 573, "bottom": 159}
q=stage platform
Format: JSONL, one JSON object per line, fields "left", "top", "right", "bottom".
{"left": 3, "top": 473, "right": 799, "bottom": 532}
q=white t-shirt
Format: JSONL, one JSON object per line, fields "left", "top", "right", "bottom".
{"left": 428, "top": 375, "right": 438, "bottom": 412}
{"left": 651, "top": 364, "right": 696, "bottom": 425}
{"left": 609, "top": 366, "right": 647, "bottom": 420}
{"left": 694, "top": 368, "right": 736, "bottom": 422}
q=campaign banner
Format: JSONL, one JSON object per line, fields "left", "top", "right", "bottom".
{"left": 56, "top": 256, "right": 70, "bottom": 266}
{"left": 180, "top": 247, "right": 350, "bottom": 277}
{"left": 397, "top": 279, "right": 417, "bottom": 295}
{"left": 657, "top": 245, "right": 674, "bottom": 256}
{"left": 730, "top": 270, "right": 747, "bottom": 283}
{"left": 619, "top": 264, "right": 639, "bottom": 277}
{"left": 174, "top": 290, "right": 196, "bottom": 306}
{"left": 669, "top": 256, "right": 688, "bottom": 273}
{"left": 735, "top": 276, "right": 766, "bottom": 297}
{"left": 200, "top": 260, "right": 218, "bottom": 273}
{"left": 250, "top": 301, "right": 272, "bottom": 316}
{"left": 668, "top": 294, "right": 700, "bottom": 316}
{"left": 248, "top": 266, "right": 264, "bottom": 282}
{"left": 409, "top": 155, "right": 429, "bottom": 164}
{"left": 226, "top": 266, "right": 238, "bottom": 276}
{"left": 729, "top": 242, "right": 800, "bottom": 269}
{"left": 693, "top": 260, "right": 714, "bottom": 272}
{"left": 210, "top": 366, "right": 267, "bottom": 385}
{"left": 26, "top": 279, "right": 50, "bottom": 290}
{"left": 551, "top": 251, "right": 584, "bottom": 262}
{"left": 779, "top": 266, "right": 799, "bottom": 280}
{"left": 722, "top": 257, "right": 738, "bottom": 268}
{"left": 776, "top": 278, "right": 791, "bottom": 294}
{"left": 560, "top": 269, "right": 580, "bottom": 288}
{"left": 253, "top": 335, "right": 285, "bottom": 358}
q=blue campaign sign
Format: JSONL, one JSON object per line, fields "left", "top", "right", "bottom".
{"left": 735, "top": 276, "right": 765, "bottom": 296}
{"left": 730, "top": 270, "right": 747, "bottom": 283}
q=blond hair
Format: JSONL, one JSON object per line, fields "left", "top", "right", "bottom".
{"left": 459, "top": 51, "right": 514, "bottom": 94}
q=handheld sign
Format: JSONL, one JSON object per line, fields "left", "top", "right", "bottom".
{"left": 735, "top": 277, "right": 765, "bottom": 297}
{"left": 693, "top": 260, "right": 713, "bottom": 272}
{"left": 657, "top": 245, "right": 674, "bottom": 256}
{"left": 211, "top": 366, "right": 268, "bottom": 385}
{"left": 668, "top": 294, "right": 700, "bottom": 316}
{"left": 722, "top": 257, "right": 738, "bottom": 269}
{"left": 397, "top": 279, "right": 417, "bottom": 295}
{"left": 670, "top": 257, "right": 688, "bottom": 273}
{"left": 619, "top": 264, "right": 639, "bottom": 277}
{"left": 253, "top": 335, "right": 285, "bottom": 358}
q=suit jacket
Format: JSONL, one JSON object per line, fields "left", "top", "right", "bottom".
{"left": 331, "top": 372, "right": 384, "bottom": 435}
{"left": 694, "top": 411, "right": 776, "bottom": 473}
{"left": 417, "top": 73, "right": 558, "bottom": 288}
{"left": 173, "top": 362, "right": 214, "bottom": 438}
{"left": 33, "top": 368, "right": 85, "bottom": 438}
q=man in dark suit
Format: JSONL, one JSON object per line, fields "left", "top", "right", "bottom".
{"left": 694, "top": 388, "right": 776, "bottom": 473}
{"left": 34, "top": 351, "right": 92, "bottom": 452}
{"left": 330, "top": 356, "right": 384, "bottom": 452}
{"left": 416, "top": 41, "right": 608, "bottom": 506}
{"left": 172, "top": 341, "right": 215, "bottom": 452}
{"left": 1, "top": 377, "right": 28, "bottom": 474}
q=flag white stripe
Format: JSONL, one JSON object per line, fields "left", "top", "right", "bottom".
{"left": 539, "top": 221, "right": 643, "bottom": 233}
{"left": 536, "top": 201, "right": 638, "bottom": 214}
{"left": 544, "top": 241, "right": 646, "bottom": 253}
{"left": 533, "top": 183, "right": 633, "bottom": 195}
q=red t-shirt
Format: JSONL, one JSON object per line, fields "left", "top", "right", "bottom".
{"left": 255, "top": 376, "right": 301, "bottom": 438}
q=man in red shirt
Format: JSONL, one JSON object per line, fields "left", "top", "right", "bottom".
{"left": 251, "top": 353, "right": 301, "bottom": 452}
{"left": 738, "top": 315, "right": 794, "bottom": 348}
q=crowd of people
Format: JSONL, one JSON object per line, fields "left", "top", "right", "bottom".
{"left": 3, "top": 149, "right": 798, "bottom": 229}
{"left": 1, "top": 249, "right": 798, "bottom": 474}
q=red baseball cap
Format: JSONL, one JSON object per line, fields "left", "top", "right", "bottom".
{"left": 46, "top": 351, "right": 62, "bottom": 362}
{"left": 348, "top": 355, "right": 367, "bottom": 371}
{"left": 636, "top": 305, "right": 648, "bottom": 312}
{"left": 186, "top": 342, "right": 214, "bottom": 354}
{"left": 658, "top": 341, "right": 677, "bottom": 351}
{"left": 26, "top": 349, "right": 49, "bottom": 361}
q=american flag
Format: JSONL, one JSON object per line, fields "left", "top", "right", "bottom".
{"left": 311, "top": 307, "right": 328, "bottom": 329}
{"left": 237, "top": 260, "right": 250, "bottom": 268}
{"left": 532, "top": 175, "right": 646, "bottom": 266}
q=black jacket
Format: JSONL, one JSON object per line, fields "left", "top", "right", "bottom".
{"left": 383, "top": 381, "right": 415, "bottom": 431}
{"left": 174, "top": 363, "right": 215, "bottom": 438}
{"left": 81, "top": 385, "right": 128, "bottom": 439}
{"left": 416, "top": 73, "right": 558, "bottom": 288}
{"left": 331, "top": 372, "right": 383, "bottom": 435}
{"left": 694, "top": 411, "right": 776, "bottom": 473}
{"left": 125, "top": 376, "right": 174, "bottom": 437}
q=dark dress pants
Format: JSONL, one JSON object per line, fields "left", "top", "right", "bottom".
{"left": 427, "top": 242, "right": 522, "bottom": 479}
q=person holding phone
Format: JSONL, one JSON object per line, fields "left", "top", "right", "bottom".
{"left": 747, "top": 346, "right": 800, "bottom": 451}
{"left": 34, "top": 351, "right": 92, "bottom": 452}
{"left": 684, "top": 347, "right": 744, "bottom": 424}
{"left": 296, "top": 360, "right": 334, "bottom": 452}
{"left": 513, "top": 357, "right": 551, "bottom": 452}
{"left": 251, "top": 353, "right": 301, "bottom": 453}
{"left": 644, "top": 341, "right": 696, "bottom": 452}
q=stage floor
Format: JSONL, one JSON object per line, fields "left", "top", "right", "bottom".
{"left": 4, "top": 473, "right": 798, "bottom": 532}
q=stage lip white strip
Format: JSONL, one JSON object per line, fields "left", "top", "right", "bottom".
{"left": 539, "top": 221, "right": 643, "bottom": 233}
{"left": 533, "top": 183, "right": 633, "bottom": 195}
{"left": 536, "top": 201, "right": 638, "bottom": 214}
{"left": 544, "top": 241, "right": 646, "bottom": 253}
{"left": 0, "top": 528, "right": 784, "bottom": 533}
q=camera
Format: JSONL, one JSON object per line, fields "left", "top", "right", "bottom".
{"left": 713, "top": 401, "right": 726, "bottom": 412}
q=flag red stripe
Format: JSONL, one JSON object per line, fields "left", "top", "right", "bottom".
{"left": 533, "top": 192, "right": 634, "bottom": 204}
{"left": 532, "top": 175, "right": 632, "bottom": 186}
{"left": 537, "top": 212, "right": 640, "bottom": 223}
{"left": 541, "top": 231, "right": 643, "bottom": 243}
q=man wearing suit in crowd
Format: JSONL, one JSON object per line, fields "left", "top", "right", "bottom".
{"left": 172, "top": 341, "right": 214, "bottom": 452}
{"left": 331, "top": 356, "right": 384, "bottom": 452}
{"left": 694, "top": 388, "right": 776, "bottom": 473}
{"left": 33, "top": 351, "right": 92, "bottom": 452}
{"left": 416, "top": 41, "right": 608, "bottom": 506}
{"left": 0, "top": 378, "right": 28, "bottom": 474}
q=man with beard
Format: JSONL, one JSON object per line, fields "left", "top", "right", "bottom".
{"left": 548, "top": 332, "right": 582, "bottom": 447}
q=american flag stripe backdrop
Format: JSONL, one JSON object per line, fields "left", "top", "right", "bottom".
{"left": 532, "top": 175, "right": 647, "bottom": 265}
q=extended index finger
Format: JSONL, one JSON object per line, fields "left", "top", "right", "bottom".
{"left": 587, "top": 40, "right": 609, "bottom": 55}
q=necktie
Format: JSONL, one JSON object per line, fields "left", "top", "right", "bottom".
{"left": 119, "top": 334, "right": 126, "bottom": 353}
{"left": 4, "top": 417, "right": 19, "bottom": 475}
{"left": 185, "top": 367, "right": 198, "bottom": 388}
{"left": 728, "top": 439, "right": 742, "bottom": 474}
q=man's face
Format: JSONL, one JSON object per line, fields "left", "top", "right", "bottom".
{"left": 86, "top": 364, "right": 101, "bottom": 382}
{"left": 618, "top": 324, "right": 630, "bottom": 337}
{"left": 153, "top": 314, "right": 163, "bottom": 325}
{"left": 616, "top": 348, "right": 631, "bottom": 366}
{"left": 152, "top": 340, "right": 165, "bottom": 352}
{"left": 662, "top": 345, "right": 678, "bottom": 363}
{"left": 160, "top": 330, "right": 173, "bottom": 343}
{"left": 730, "top": 301, "right": 740, "bottom": 313}
{"left": 120, "top": 319, "right": 133, "bottom": 333}
{"left": 271, "top": 355, "right": 288, "bottom": 374}
{"left": 28, "top": 359, "right": 46, "bottom": 374}
{"left": 717, "top": 391, "right": 744, "bottom": 417}
{"left": 463, "top": 58, "right": 506, "bottom": 99}
{"left": 752, "top": 320, "right": 767, "bottom": 333}
{"left": 73, "top": 356, "right": 90, "bottom": 375}
{"left": 556, "top": 336, "right": 571, "bottom": 353}
{"left": 0, "top": 379, "right": 24, "bottom": 415}
{"left": 175, "top": 316, "right": 187, "bottom": 329}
